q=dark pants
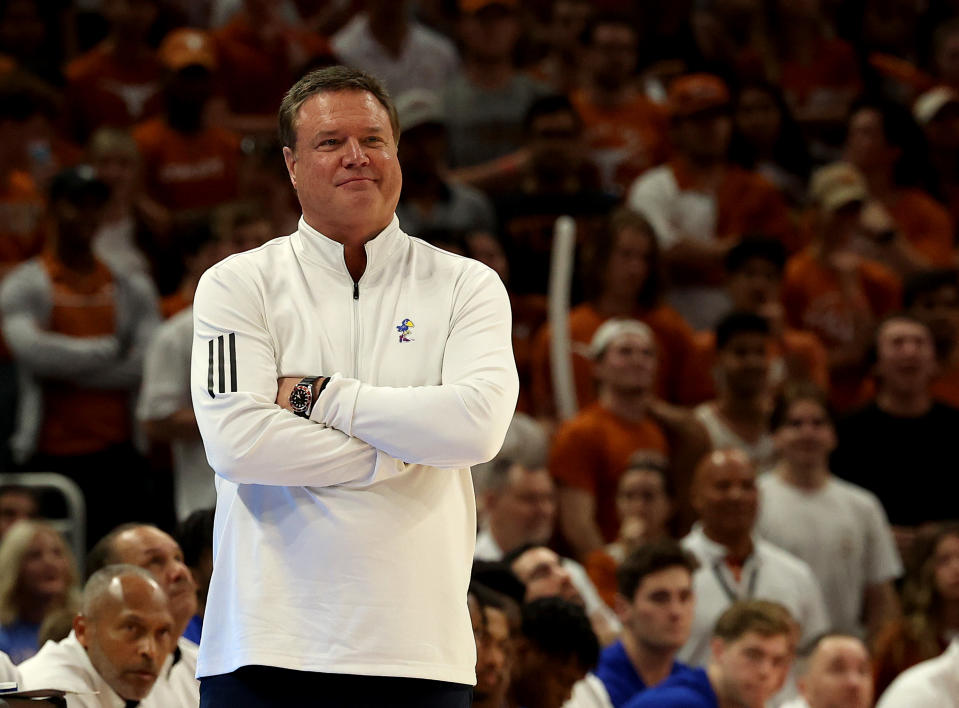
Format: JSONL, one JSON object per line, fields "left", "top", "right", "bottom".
{"left": 200, "top": 666, "right": 473, "bottom": 708}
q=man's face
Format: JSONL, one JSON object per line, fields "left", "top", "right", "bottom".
{"left": 111, "top": 526, "right": 197, "bottom": 631}
{"left": 54, "top": 197, "right": 106, "bottom": 249}
{"left": 588, "top": 23, "right": 638, "bottom": 90}
{"left": 595, "top": 332, "right": 658, "bottom": 395}
{"left": 511, "top": 547, "right": 580, "bottom": 604}
{"left": 476, "top": 607, "right": 511, "bottom": 702}
{"left": 908, "top": 283, "right": 959, "bottom": 352}
{"left": 604, "top": 226, "right": 652, "bottom": 301}
{"left": 615, "top": 468, "right": 672, "bottom": 538}
{"left": 619, "top": 566, "right": 694, "bottom": 652}
{"left": 488, "top": 466, "right": 556, "bottom": 548}
{"left": 460, "top": 6, "right": 521, "bottom": 63}
{"left": 675, "top": 110, "right": 733, "bottom": 162}
{"left": 937, "top": 31, "right": 959, "bottom": 84}
{"left": 693, "top": 452, "right": 758, "bottom": 541}
{"left": 934, "top": 533, "right": 959, "bottom": 603}
{"left": 774, "top": 399, "right": 836, "bottom": 469}
{"left": 727, "top": 258, "right": 780, "bottom": 310}
{"left": 844, "top": 108, "right": 896, "bottom": 173}
{"left": 735, "top": 88, "right": 781, "bottom": 151}
{"left": 714, "top": 631, "right": 792, "bottom": 708}
{"left": 528, "top": 110, "right": 583, "bottom": 175}
{"left": 0, "top": 491, "right": 38, "bottom": 538}
{"left": 717, "top": 332, "right": 770, "bottom": 398}
{"left": 800, "top": 636, "right": 873, "bottom": 708}
{"left": 875, "top": 319, "right": 937, "bottom": 395}
{"left": 76, "top": 576, "right": 176, "bottom": 701}
{"left": 283, "top": 90, "right": 402, "bottom": 240}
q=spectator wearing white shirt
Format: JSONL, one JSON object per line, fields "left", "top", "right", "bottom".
{"left": 679, "top": 450, "right": 830, "bottom": 670}
{"left": 0, "top": 648, "right": 20, "bottom": 684}
{"left": 876, "top": 638, "right": 959, "bottom": 708}
{"left": 759, "top": 384, "right": 902, "bottom": 640}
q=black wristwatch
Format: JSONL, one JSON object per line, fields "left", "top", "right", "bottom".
{"left": 290, "top": 376, "right": 320, "bottom": 418}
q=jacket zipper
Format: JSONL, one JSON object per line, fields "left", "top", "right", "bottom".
{"left": 352, "top": 280, "right": 360, "bottom": 378}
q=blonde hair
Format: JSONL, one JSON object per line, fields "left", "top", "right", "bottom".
{"left": 0, "top": 521, "right": 80, "bottom": 625}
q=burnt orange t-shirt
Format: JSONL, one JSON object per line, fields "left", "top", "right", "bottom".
{"left": 529, "top": 302, "right": 697, "bottom": 418}
{"left": 782, "top": 249, "right": 900, "bottom": 410}
{"left": 37, "top": 253, "right": 130, "bottom": 456}
{"left": 570, "top": 89, "right": 670, "bottom": 193}
{"left": 887, "top": 188, "right": 955, "bottom": 267}
{"left": 931, "top": 362, "right": 959, "bottom": 408}
{"left": 780, "top": 38, "right": 862, "bottom": 107}
{"left": 549, "top": 402, "right": 668, "bottom": 544}
{"left": 65, "top": 42, "right": 165, "bottom": 138}
{"left": 0, "top": 170, "right": 44, "bottom": 360}
{"left": 132, "top": 117, "right": 241, "bottom": 212}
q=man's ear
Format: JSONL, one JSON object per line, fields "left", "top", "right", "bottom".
{"left": 74, "top": 614, "right": 89, "bottom": 649}
{"left": 282, "top": 146, "right": 297, "bottom": 190}
{"left": 613, "top": 593, "right": 632, "bottom": 625}
{"left": 710, "top": 636, "right": 726, "bottom": 662}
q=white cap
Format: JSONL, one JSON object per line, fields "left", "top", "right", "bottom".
{"left": 914, "top": 86, "right": 959, "bottom": 125}
{"left": 588, "top": 318, "right": 655, "bottom": 360}
{"left": 395, "top": 89, "right": 445, "bottom": 133}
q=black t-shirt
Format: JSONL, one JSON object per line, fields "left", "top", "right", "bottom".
{"left": 831, "top": 400, "right": 959, "bottom": 526}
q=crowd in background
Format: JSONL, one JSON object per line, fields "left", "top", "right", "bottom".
{"left": 1, "top": 0, "right": 959, "bottom": 706}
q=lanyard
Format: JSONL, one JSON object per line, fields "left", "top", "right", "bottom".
{"left": 711, "top": 558, "right": 759, "bottom": 604}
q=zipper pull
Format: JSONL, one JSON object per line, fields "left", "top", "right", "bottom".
{"left": 353, "top": 281, "right": 359, "bottom": 300}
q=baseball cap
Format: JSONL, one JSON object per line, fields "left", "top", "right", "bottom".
{"left": 668, "top": 74, "right": 730, "bottom": 118}
{"left": 158, "top": 28, "right": 217, "bottom": 72}
{"left": 48, "top": 165, "right": 110, "bottom": 205}
{"left": 459, "top": 0, "right": 517, "bottom": 13}
{"left": 589, "top": 319, "right": 655, "bottom": 360}
{"left": 395, "top": 90, "right": 445, "bottom": 133}
{"left": 913, "top": 86, "right": 959, "bottom": 125}
{"left": 809, "top": 162, "right": 869, "bottom": 212}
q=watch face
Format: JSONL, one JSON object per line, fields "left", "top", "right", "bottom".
{"left": 290, "top": 385, "right": 311, "bottom": 412}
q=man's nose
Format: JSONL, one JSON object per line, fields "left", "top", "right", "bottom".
{"left": 342, "top": 137, "right": 370, "bottom": 166}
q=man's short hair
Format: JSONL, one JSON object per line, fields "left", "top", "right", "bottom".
{"left": 86, "top": 523, "right": 153, "bottom": 580}
{"left": 81, "top": 564, "right": 160, "bottom": 617}
{"left": 175, "top": 508, "right": 215, "bottom": 568}
{"left": 769, "top": 382, "right": 834, "bottom": 431}
{"left": 712, "top": 599, "right": 794, "bottom": 643}
{"left": 903, "top": 268, "right": 959, "bottom": 309}
{"left": 579, "top": 11, "right": 639, "bottom": 48}
{"left": 520, "top": 597, "right": 599, "bottom": 670}
{"left": 616, "top": 539, "right": 699, "bottom": 600}
{"left": 715, "top": 311, "right": 770, "bottom": 350}
{"left": 278, "top": 65, "right": 399, "bottom": 149}
{"left": 523, "top": 94, "right": 582, "bottom": 135}
{"left": 724, "top": 237, "right": 787, "bottom": 275}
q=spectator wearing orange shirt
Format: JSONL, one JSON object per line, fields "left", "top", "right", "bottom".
{"left": 914, "top": 86, "right": 959, "bottom": 227}
{"left": 64, "top": 0, "right": 165, "bottom": 142}
{"left": 843, "top": 98, "right": 955, "bottom": 274}
{"left": 550, "top": 319, "right": 707, "bottom": 563}
{"left": 569, "top": 13, "right": 670, "bottom": 195}
{"left": 530, "top": 208, "right": 697, "bottom": 419}
{"left": 627, "top": 74, "right": 797, "bottom": 331}
{"left": 782, "top": 162, "right": 901, "bottom": 411}
{"left": 0, "top": 167, "right": 160, "bottom": 545}
{"left": 133, "top": 29, "right": 241, "bottom": 215}
{"left": 681, "top": 237, "right": 829, "bottom": 405}
{"left": 903, "top": 268, "right": 959, "bottom": 407}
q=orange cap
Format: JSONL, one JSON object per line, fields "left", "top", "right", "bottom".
{"left": 158, "top": 28, "right": 217, "bottom": 72}
{"left": 668, "top": 74, "right": 730, "bottom": 118}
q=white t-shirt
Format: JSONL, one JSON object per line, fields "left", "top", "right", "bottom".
{"left": 564, "top": 673, "right": 614, "bottom": 708}
{"left": 138, "top": 306, "right": 216, "bottom": 520}
{"left": 694, "top": 403, "right": 777, "bottom": 473}
{"left": 191, "top": 216, "right": 518, "bottom": 683}
{"left": 757, "top": 472, "right": 902, "bottom": 635}
{"left": 0, "top": 649, "right": 20, "bottom": 684}
{"left": 331, "top": 14, "right": 459, "bottom": 96}
{"left": 626, "top": 165, "right": 731, "bottom": 330}
{"left": 876, "top": 639, "right": 959, "bottom": 708}
{"left": 679, "top": 525, "right": 831, "bottom": 667}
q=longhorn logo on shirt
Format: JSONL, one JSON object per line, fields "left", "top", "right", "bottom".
{"left": 396, "top": 318, "right": 414, "bottom": 342}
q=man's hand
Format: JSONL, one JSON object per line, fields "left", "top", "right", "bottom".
{"left": 275, "top": 376, "right": 326, "bottom": 412}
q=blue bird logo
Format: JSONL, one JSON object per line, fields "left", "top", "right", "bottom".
{"left": 396, "top": 318, "right": 414, "bottom": 342}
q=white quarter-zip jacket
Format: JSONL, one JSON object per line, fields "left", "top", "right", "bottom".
{"left": 190, "top": 215, "right": 518, "bottom": 684}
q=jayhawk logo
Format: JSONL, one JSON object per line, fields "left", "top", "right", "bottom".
{"left": 396, "top": 318, "right": 414, "bottom": 342}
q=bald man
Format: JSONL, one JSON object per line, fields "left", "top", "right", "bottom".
{"left": 679, "top": 450, "right": 829, "bottom": 683}
{"left": 86, "top": 524, "right": 201, "bottom": 705}
{"left": 18, "top": 565, "right": 179, "bottom": 707}
{"left": 781, "top": 635, "right": 873, "bottom": 708}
